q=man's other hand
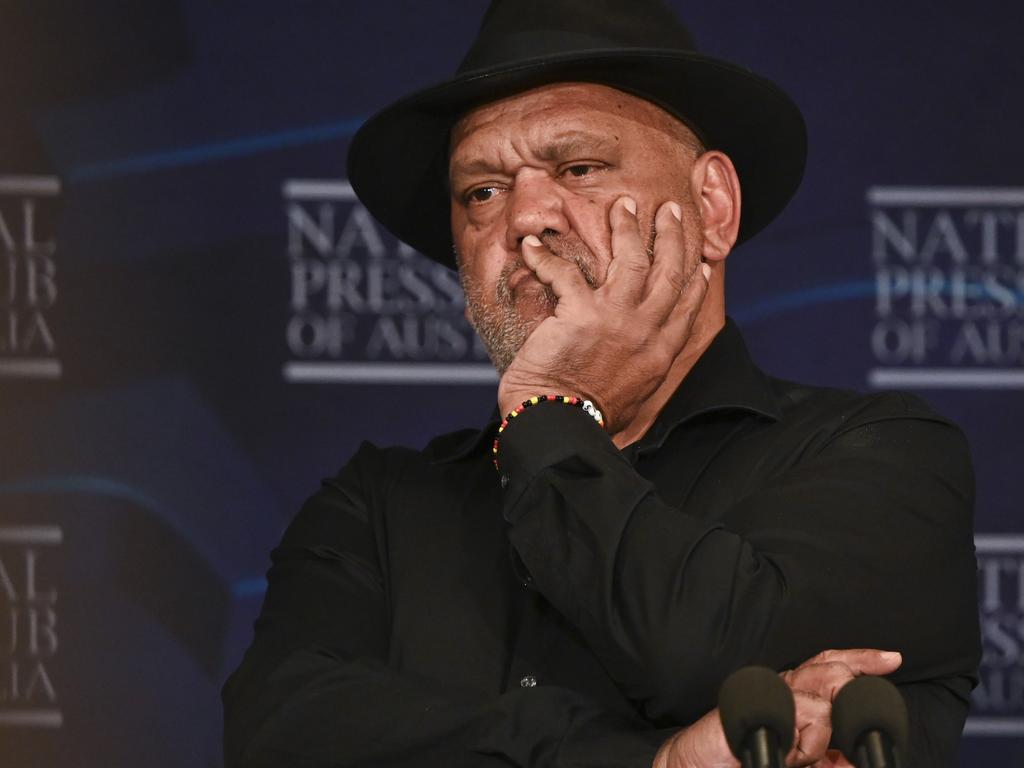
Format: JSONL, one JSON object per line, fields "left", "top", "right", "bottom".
{"left": 651, "top": 649, "right": 903, "bottom": 768}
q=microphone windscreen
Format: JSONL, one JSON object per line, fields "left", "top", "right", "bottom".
{"left": 718, "top": 666, "right": 796, "bottom": 758}
{"left": 831, "top": 676, "right": 909, "bottom": 759}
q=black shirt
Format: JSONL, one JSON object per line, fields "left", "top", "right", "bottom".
{"left": 223, "top": 319, "right": 981, "bottom": 767}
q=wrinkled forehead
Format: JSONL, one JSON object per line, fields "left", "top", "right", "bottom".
{"left": 449, "top": 82, "right": 701, "bottom": 159}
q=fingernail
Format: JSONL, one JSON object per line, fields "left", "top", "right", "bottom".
{"left": 669, "top": 202, "right": 682, "bottom": 221}
{"left": 621, "top": 197, "right": 637, "bottom": 215}
{"left": 522, "top": 234, "right": 542, "bottom": 247}
{"left": 881, "top": 651, "right": 902, "bottom": 662}
{"left": 701, "top": 263, "right": 711, "bottom": 281}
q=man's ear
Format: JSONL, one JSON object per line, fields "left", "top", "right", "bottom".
{"left": 690, "top": 150, "right": 741, "bottom": 261}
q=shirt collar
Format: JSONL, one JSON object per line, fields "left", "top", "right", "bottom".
{"left": 428, "top": 317, "right": 780, "bottom": 464}
{"left": 629, "top": 316, "right": 781, "bottom": 457}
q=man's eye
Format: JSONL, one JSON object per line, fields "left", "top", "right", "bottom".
{"left": 467, "top": 186, "right": 498, "bottom": 204}
{"left": 563, "top": 164, "right": 599, "bottom": 178}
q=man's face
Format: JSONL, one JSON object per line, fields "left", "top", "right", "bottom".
{"left": 449, "top": 82, "right": 704, "bottom": 372}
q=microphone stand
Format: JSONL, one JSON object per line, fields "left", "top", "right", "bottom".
{"left": 740, "top": 727, "right": 786, "bottom": 768}
{"left": 852, "top": 731, "right": 902, "bottom": 768}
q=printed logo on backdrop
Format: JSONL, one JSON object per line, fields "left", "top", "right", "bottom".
{"left": 968, "top": 534, "right": 1024, "bottom": 736}
{"left": 868, "top": 187, "right": 1024, "bottom": 389}
{"left": 282, "top": 179, "right": 496, "bottom": 384}
{"left": 0, "top": 526, "right": 61, "bottom": 728}
{"left": 0, "top": 176, "right": 61, "bottom": 380}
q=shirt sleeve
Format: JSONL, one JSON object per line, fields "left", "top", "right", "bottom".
{"left": 221, "top": 442, "right": 675, "bottom": 768}
{"left": 496, "top": 397, "right": 981, "bottom": 767}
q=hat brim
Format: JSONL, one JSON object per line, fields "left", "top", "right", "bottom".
{"left": 347, "top": 49, "right": 807, "bottom": 268}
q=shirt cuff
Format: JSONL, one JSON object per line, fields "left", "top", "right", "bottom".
{"left": 495, "top": 399, "right": 625, "bottom": 519}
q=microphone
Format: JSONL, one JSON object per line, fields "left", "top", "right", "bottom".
{"left": 831, "top": 676, "right": 909, "bottom": 768}
{"left": 718, "top": 666, "right": 795, "bottom": 768}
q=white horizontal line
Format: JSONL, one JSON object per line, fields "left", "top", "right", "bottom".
{"left": 0, "top": 709, "right": 62, "bottom": 728}
{"left": 866, "top": 187, "right": 1024, "bottom": 206}
{"left": 0, "top": 176, "right": 61, "bottom": 196}
{"left": 963, "top": 717, "right": 1024, "bottom": 737}
{"left": 0, "top": 526, "right": 62, "bottom": 545}
{"left": 283, "top": 361, "right": 498, "bottom": 384}
{"left": 974, "top": 534, "right": 1024, "bottom": 554}
{"left": 0, "top": 358, "right": 62, "bottom": 379}
{"left": 868, "top": 368, "right": 1024, "bottom": 389}
{"left": 282, "top": 179, "right": 355, "bottom": 201}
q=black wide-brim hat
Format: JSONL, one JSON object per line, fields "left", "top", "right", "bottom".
{"left": 348, "top": 0, "right": 807, "bottom": 269}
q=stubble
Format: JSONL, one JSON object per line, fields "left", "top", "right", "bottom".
{"left": 458, "top": 229, "right": 655, "bottom": 374}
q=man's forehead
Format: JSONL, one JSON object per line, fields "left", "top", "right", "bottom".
{"left": 450, "top": 82, "right": 697, "bottom": 153}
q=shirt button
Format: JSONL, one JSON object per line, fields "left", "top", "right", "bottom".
{"left": 500, "top": 473, "right": 510, "bottom": 489}
{"left": 520, "top": 675, "right": 537, "bottom": 688}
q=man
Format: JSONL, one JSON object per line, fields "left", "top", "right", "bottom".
{"left": 223, "top": 2, "right": 980, "bottom": 766}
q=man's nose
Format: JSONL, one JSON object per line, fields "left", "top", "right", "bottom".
{"left": 505, "top": 172, "right": 570, "bottom": 250}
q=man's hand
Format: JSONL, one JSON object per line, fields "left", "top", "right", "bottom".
{"left": 652, "top": 649, "right": 903, "bottom": 768}
{"left": 497, "top": 196, "right": 710, "bottom": 430}
{"left": 779, "top": 649, "right": 902, "bottom": 766}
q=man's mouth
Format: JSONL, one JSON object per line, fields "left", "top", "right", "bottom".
{"left": 506, "top": 267, "right": 534, "bottom": 293}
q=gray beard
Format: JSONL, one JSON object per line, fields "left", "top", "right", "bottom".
{"left": 459, "top": 235, "right": 600, "bottom": 374}
{"left": 458, "top": 221, "right": 669, "bottom": 374}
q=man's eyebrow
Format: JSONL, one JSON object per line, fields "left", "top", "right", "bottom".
{"left": 449, "top": 131, "right": 621, "bottom": 180}
{"left": 449, "top": 157, "right": 505, "bottom": 179}
{"left": 533, "top": 131, "right": 620, "bottom": 162}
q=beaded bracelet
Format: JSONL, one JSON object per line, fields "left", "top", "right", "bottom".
{"left": 492, "top": 395, "right": 605, "bottom": 469}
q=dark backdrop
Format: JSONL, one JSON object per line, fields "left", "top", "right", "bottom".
{"left": 0, "top": 2, "right": 1021, "bottom": 765}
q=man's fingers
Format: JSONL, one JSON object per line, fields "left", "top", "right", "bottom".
{"left": 787, "top": 691, "right": 832, "bottom": 767}
{"left": 783, "top": 649, "right": 902, "bottom": 704}
{"left": 659, "top": 258, "right": 710, "bottom": 342}
{"left": 643, "top": 200, "right": 693, "bottom": 323}
{"left": 604, "top": 196, "right": 652, "bottom": 303}
{"left": 800, "top": 649, "right": 902, "bottom": 677}
{"left": 776, "top": 650, "right": 902, "bottom": 768}
{"left": 782, "top": 662, "right": 857, "bottom": 703}
{"left": 521, "top": 234, "right": 590, "bottom": 300}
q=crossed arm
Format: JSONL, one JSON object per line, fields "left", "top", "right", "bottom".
{"left": 496, "top": 401, "right": 979, "bottom": 766}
